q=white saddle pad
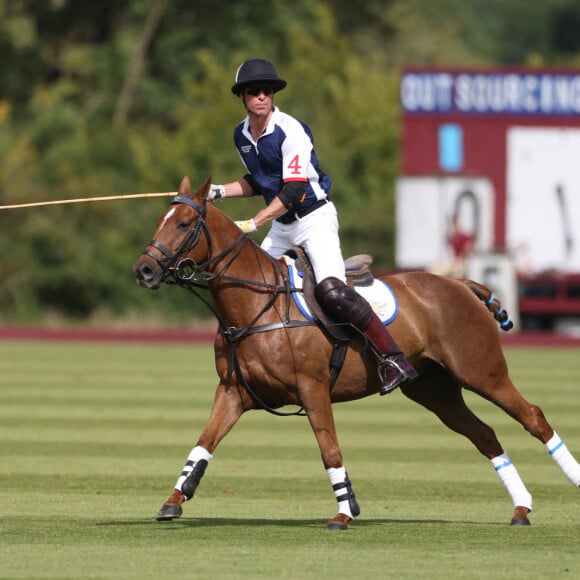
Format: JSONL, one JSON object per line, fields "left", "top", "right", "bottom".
{"left": 285, "top": 260, "right": 398, "bottom": 325}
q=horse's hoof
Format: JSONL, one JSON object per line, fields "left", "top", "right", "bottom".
{"left": 510, "top": 518, "right": 531, "bottom": 526}
{"left": 326, "top": 521, "right": 348, "bottom": 531}
{"left": 156, "top": 503, "right": 183, "bottom": 521}
{"left": 510, "top": 506, "right": 530, "bottom": 526}
{"left": 326, "top": 513, "right": 351, "bottom": 531}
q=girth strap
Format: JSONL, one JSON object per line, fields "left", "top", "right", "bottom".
{"left": 329, "top": 340, "right": 349, "bottom": 388}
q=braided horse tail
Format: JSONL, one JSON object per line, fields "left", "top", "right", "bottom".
{"left": 460, "top": 279, "right": 514, "bottom": 331}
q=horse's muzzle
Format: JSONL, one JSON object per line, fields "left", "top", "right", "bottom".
{"left": 133, "top": 257, "right": 163, "bottom": 289}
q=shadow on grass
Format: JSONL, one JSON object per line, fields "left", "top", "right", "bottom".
{"left": 97, "top": 516, "right": 502, "bottom": 528}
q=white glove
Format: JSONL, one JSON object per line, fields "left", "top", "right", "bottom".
{"left": 208, "top": 184, "right": 226, "bottom": 201}
{"left": 234, "top": 219, "right": 257, "bottom": 233}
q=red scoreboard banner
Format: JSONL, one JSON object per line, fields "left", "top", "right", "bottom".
{"left": 397, "top": 67, "right": 580, "bottom": 276}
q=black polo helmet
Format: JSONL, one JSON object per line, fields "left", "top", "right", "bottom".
{"left": 231, "top": 59, "right": 287, "bottom": 95}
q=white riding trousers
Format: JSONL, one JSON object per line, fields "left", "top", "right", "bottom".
{"left": 261, "top": 201, "right": 346, "bottom": 283}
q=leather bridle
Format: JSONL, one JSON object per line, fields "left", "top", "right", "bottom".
{"left": 141, "top": 195, "right": 211, "bottom": 282}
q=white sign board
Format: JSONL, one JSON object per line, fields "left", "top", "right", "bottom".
{"left": 396, "top": 177, "right": 494, "bottom": 269}
{"left": 507, "top": 127, "right": 580, "bottom": 274}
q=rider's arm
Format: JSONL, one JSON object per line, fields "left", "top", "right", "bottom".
{"left": 252, "top": 196, "right": 287, "bottom": 227}
{"left": 252, "top": 181, "right": 307, "bottom": 227}
{"left": 220, "top": 176, "right": 255, "bottom": 198}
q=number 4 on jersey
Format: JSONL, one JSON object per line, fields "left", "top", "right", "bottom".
{"left": 287, "top": 155, "right": 302, "bottom": 175}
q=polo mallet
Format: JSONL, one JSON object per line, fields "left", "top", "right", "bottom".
{"left": 0, "top": 191, "right": 178, "bottom": 210}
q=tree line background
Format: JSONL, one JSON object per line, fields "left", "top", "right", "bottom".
{"left": 2, "top": 0, "right": 580, "bottom": 327}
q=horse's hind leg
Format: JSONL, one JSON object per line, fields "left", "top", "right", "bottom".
{"left": 440, "top": 330, "right": 580, "bottom": 488}
{"left": 480, "top": 375, "right": 580, "bottom": 487}
{"left": 402, "top": 369, "right": 533, "bottom": 525}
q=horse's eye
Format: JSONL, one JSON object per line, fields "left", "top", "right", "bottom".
{"left": 177, "top": 222, "right": 190, "bottom": 231}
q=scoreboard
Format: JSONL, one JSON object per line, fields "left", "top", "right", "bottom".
{"left": 397, "top": 67, "right": 580, "bottom": 276}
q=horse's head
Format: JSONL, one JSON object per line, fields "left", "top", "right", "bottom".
{"left": 133, "top": 176, "right": 212, "bottom": 289}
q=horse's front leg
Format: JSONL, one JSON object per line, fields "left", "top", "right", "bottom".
{"left": 156, "top": 384, "right": 246, "bottom": 521}
{"left": 303, "top": 387, "right": 360, "bottom": 531}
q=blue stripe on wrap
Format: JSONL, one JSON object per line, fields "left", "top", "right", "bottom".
{"left": 548, "top": 441, "right": 564, "bottom": 455}
{"left": 494, "top": 460, "right": 512, "bottom": 472}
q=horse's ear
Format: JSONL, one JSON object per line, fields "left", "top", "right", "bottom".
{"left": 179, "top": 176, "right": 191, "bottom": 196}
{"left": 197, "top": 176, "right": 212, "bottom": 199}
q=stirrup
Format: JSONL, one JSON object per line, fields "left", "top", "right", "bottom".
{"left": 378, "top": 357, "right": 418, "bottom": 396}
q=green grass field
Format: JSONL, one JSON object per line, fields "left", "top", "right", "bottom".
{"left": 1, "top": 340, "right": 579, "bottom": 579}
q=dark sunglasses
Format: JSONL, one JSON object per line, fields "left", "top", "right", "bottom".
{"left": 245, "top": 85, "right": 274, "bottom": 96}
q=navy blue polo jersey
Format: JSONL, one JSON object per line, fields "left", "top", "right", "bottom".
{"left": 233, "top": 107, "right": 331, "bottom": 206}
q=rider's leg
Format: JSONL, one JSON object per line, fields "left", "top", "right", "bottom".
{"left": 315, "top": 276, "right": 418, "bottom": 395}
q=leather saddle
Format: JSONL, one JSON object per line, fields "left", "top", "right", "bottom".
{"left": 285, "top": 247, "right": 374, "bottom": 341}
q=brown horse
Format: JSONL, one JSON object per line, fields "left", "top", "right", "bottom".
{"left": 133, "top": 176, "right": 580, "bottom": 530}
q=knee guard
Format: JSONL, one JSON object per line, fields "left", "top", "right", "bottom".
{"left": 315, "top": 276, "right": 374, "bottom": 329}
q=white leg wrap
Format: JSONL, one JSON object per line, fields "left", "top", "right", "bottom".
{"left": 491, "top": 452, "right": 533, "bottom": 511}
{"left": 175, "top": 445, "right": 213, "bottom": 495}
{"left": 327, "top": 466, "right": 356, "bottom": 520}
{"left": 545, "top": 432, "right": 580, "bottom": 486}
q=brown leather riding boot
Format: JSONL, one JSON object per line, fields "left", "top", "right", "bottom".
{"left": 364, "top": 315, "right": 418, "bottom": 395}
